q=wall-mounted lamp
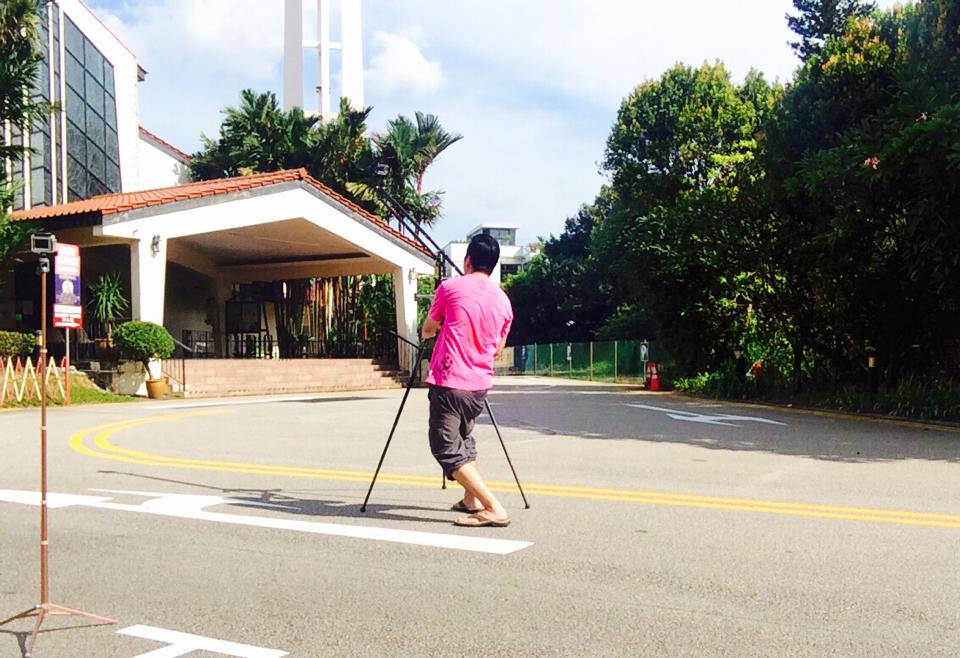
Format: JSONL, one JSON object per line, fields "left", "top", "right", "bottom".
{"left": 151, "top": 234, "right": 161, "bottom": 255}
{"left": 408, "top": 268, "right": 417, "bottom": 284}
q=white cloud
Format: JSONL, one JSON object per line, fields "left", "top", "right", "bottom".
{"left": 94, "top": 0, "right": 282, "bottom": 80}
{"left": 85, "top": 0, "right": 908, "bottom": 244}
{"left": 366, "top": 32, "right": 445, "bottom": 97}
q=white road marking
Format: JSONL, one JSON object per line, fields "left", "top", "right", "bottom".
{"left": 0, "top": 489, "right": 533, "bottom": 555}
{"left": 119, "top": 624, "right": 287, "bottom": 658}
{"left": 627, "top": 404, "right": 788, "bottom": 427}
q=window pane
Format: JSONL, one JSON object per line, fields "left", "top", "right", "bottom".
{"left": 103, "top": 64, "right": 115, "bottom": 96}
{"left": 104, "top": 126, "right": 118, "bottom": 161}
{"left": 87, "top": 175, "right": 107, "bottom": 197}
{"left": 34, "top": 61, "right": 50, "bottom": 99}
{"left": 66, "top": 53, "right": 83, "bottom": 93}
{"left": 31, "top": 168, "right": 46, "bottom": 207}
{"left": 65, "top": 18, "right": 83, "bottom": 59}
{"left": 86, "top": 110, "right": 105, "bottom": 146}
{"left": 66, "top": 84, "right": 84, "bottom": 126}
{"left": 85, "top": 72, "right": 104, "bottom": 117}
{"left": 87, "top": 142, "right": 106, "bottom": 183}
{"left": 104, "top": 97, "right": 117, "bottom": 129}
{"left": 105, "top": 160, "right": 121, "bottom": 192}
{"left": 84, "top": 40, "right": 104, "bottom": 85}
{"left": 67, "top": 119, "right": 86, "bottom": 163}
{"left": 67, "top": 156, "right": 86, "bottom": 200}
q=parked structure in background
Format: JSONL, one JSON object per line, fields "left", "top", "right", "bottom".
{"left": 443, "top": 224, "right": 537, "bottom": 285}
{"left": 283, "top": 0, "right": 365, "bottom": 118}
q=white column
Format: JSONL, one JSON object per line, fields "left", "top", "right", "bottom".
{"left": 340, "top": 0, "right": 365, "bottom": 110}
{"left": 283, "top": 0, "right": 304, "bottom": 111}
{"left": 130, "top": 235, "right": 167, "bottom": 325}
{"left": 393, "top": 266, "right": 418, "bottom": 373}
{"left": 317, "top": 0, "right": 331, "bottom": 118}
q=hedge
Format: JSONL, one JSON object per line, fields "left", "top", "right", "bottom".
{"left": 0, "top": 331, "right": 37, "bottom": 359}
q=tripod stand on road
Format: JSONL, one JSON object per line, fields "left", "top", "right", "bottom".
{"left": 360, "top": 170, "right": 530, "bottom": 513}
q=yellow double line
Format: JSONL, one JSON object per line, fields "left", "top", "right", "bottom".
{"left": 69, "top": 412, "right": 960, "bottom": 529}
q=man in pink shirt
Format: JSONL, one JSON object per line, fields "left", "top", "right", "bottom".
{"left": 421, "top": 234, "right": 514, "bottom": 527}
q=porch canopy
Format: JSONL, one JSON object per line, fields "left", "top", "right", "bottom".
{"left": 11, "top": 169, "right": 435, "bottom": 370}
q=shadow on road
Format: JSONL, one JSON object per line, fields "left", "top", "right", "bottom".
{"left": 481, "top": 389, "right": 960, "bottom": 464}
{"left": 97, "top": 470, "right": 463, "bottom": 525}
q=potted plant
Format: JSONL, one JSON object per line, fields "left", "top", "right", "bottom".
{"left": 113, "top": 321, "right": 175, "bottom": 399}
{"left": 87, "top": 273, "right": 129, "bottom": 346}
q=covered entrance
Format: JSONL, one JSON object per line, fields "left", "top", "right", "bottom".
{"left": 7, "top": 169, "right": 436, "bottom": 394}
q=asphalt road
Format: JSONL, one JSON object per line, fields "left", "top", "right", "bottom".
{"left": 1, "top": 377, "right": 958, "bottom": 657}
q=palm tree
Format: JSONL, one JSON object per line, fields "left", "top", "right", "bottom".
{"left": 190, "top": 94, "right": 462, "bottom": 229}
{"left": 412, "top": 112, "right": 462, "bottom": 194}
{"left": 372, "top": 112, "right": 461, "bottom": 227}
{"left": 190, "top": 90, "right": 320, "bottom": 180}
{"left": 1, "top": 0, "right": 46, "bottom": 261}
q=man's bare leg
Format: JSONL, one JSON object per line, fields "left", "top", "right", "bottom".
{"left": 453, "top": 462, "right": 508, "bottom": 521}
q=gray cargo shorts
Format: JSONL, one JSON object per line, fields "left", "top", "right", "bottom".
{"left": 428, "top": 385, "right": 489, "bottom": 480}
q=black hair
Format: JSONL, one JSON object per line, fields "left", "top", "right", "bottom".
{"left": 466, "top": 233, "right": 500, "bottom": 274}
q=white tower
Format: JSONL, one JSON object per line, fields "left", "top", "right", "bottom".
{"left": 283, "top": 0, "right": 365, "bottom": 118}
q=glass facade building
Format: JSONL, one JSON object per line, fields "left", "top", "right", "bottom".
{"left": 6, "top": 1, "right": 121, "bottom": 211}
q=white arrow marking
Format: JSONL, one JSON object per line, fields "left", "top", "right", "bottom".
{"left": 627, "top": 404, "right": 787, "bottom": 427}
{"left": 0, "top": 489, "right": 532, "bottom": 555}
{"left": 119, "top": 624, "right": 287, "bottom": 658}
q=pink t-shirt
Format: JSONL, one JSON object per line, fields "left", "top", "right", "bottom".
{"left": 425, "top": 274, "right": 514, "bottom": 391}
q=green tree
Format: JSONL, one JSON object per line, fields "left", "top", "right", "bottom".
{"left": 506, "top": 190, "right": 616, "bottom": 344}
{"left": 787, "top": 0, "right": 876, "bottom": 60}
{"left": 372, "top": 112, "right": 462, "bottom": 227}
{"left": 0, "top": 0, "right": 46, "bottom": 261}
{"left": 595, "top": 62, "right": 778, "bottom": 372}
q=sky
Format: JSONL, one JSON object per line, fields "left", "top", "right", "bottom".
{"left": 89, "top": 0, "right": 900, "bottom": 246}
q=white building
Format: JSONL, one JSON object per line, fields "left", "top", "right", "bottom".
{"left": 443, "top": 224, "right": 537, "bottom": 284}
{"left": 1, "top": 0, "right": 430, "bottom": 386}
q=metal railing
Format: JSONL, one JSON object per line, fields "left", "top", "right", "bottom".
{"left": 161, "top": 337, "right": 194, "bottom": 394}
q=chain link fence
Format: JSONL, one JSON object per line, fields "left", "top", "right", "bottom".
{"left": 497, "top": 340, "right": 671, "bottom": 383}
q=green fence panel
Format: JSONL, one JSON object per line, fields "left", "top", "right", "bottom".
{"left": 591, "top": 341, "right": 616, "bottom": 379}
{"left": 570, "top": 342, "right": 592, "bottom": 378}
{"left": 617, "top": 340, "right": 644, "bottom": 377}
{"left": 513, "top": 339, "right": 666, "bottom": 381}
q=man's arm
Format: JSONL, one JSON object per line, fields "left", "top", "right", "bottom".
{"left": 422, "top": 316, "right": 441, "bottom": 340}
{"left": 422, "top": 282, "right": 447, "bottom": 340}
{"left": 494, "top": 337, "right": 507, "bottom": 358}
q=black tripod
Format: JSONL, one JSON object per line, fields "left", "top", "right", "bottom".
{"left": 360, "top": 332, "right": 530, "bottom": 512}
{"left": 360, "top": 170, "right": 530, "bottom": 513}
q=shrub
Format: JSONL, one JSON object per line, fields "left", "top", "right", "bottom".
{"left": 0, "top": 331, "right": 37, "bottom": 359}
{"left": 113, "top": 321, "right": 174, "bottom": 376}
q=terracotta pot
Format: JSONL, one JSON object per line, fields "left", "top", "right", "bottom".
{"left": 145, "top": 378, "right": 168, "bottom": 399}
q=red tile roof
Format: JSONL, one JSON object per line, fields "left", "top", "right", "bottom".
{"left": 10, "top": 168, "right": 433, "bottom": 259}
{"left": 139, "top": 126, "right": 191, "bottom": 162}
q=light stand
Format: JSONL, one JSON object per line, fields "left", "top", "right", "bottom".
{"left": 0, "top": 234, "right": 116, "bottom": 656}
{"left": 359, "top": 171, "right": 530, "bottom": 512}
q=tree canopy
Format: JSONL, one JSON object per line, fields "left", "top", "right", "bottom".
{"left": 506, "top": 0, "right": 960, "bottom": 390}
{"left": 190, "top": 92, "right": 460, "bottom": 228}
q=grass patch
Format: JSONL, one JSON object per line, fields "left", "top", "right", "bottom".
{"left": 2, "top": 373, "right": 137, "bottom": 409}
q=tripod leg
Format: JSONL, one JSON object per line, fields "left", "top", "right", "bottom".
{"left": 360, "top": 346, "right": 425, "bottom": 512}
{"left": 483, "top": 399, "right": 530, "bottom": 509}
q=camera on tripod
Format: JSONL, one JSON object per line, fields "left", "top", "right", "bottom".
{"left": 31, "top": 233, "right": 58, "bottom": 274}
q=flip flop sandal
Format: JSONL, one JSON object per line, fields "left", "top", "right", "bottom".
{"left": 451, "top": 499, "right": 484, "bottom": 513}
{"left": 455, "top": 512, "right": 511, "bottom": 528}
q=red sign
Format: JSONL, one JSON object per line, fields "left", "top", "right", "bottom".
{"left": 54, "top": 243, "right": 83, "bottom": 329}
